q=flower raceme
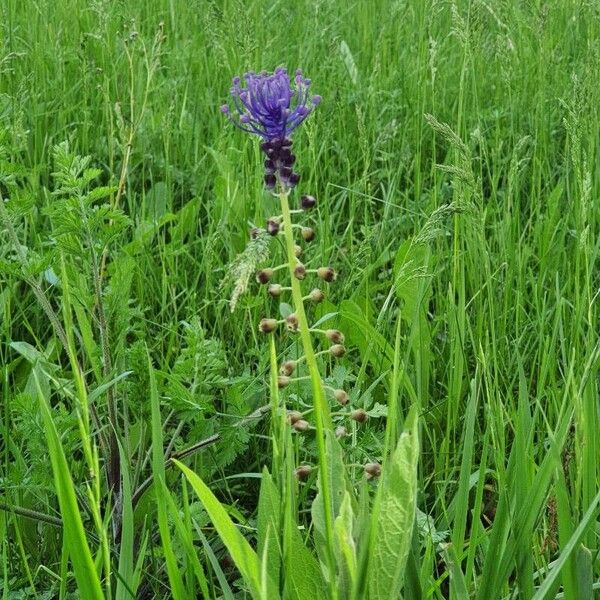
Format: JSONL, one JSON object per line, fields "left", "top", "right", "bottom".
{"left": 221, "top": 68, "right": 321, "bottom": 190}
{"left": 221, "top": 68, "right": 321, "bottom": 141}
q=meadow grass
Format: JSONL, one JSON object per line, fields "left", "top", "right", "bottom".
{"left": 1, "top": 0, "right": 599, "bottom": 598}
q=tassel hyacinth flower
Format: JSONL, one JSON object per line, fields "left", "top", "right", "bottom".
{"left": 223, "top": 67, "right": 371, "bottom": 584}
{"left": 221, "top": 68, "right": 321, "bottom": 189}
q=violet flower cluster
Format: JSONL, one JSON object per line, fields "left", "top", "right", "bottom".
{"left": 221, "top": 68, "right": 321, "bottom": 189}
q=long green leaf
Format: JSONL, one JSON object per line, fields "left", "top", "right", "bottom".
{"left": 34, "top": 373, "right": 104, "bottom": 600}
{"left": 148, "top": 351, "right": 186, "bottom": 600}
{"left": 533, "top": 490, "right": 600, "bottom": 600}
{"left": 175, "top": 459, "right": 280, "bottom": 600}
{"left": 115, "top": 440, "right": 136, "bottom": 600}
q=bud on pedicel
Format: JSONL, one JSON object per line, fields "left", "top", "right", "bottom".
{"left": 267, "top": 218, "right": 280, "bottom": 236}
{"left": 308, "top": 288, "right": 325, "bottom": 303}
{"left": 325, "top": 329, "right": 345, "bottom": 344}
{"left": 300, "top": 195, "right": 316, "bottom": 210}
{"left": 264, "top": 173, "right": 276, "bottom": 189}
{"left": 280, "top": 360, "right": 297, "bottom": 376}
{"left": 287, "top": 172, "right": 300, "bottom": 187}
{"left": 259, "top": 318, "right": 278, "bottom": 334}
{"left": 335, "top": 425, "right": 348, "bottom": 438}
{"left": 301, "top": 227, "right": 315, "bottom": 242}
{"left": 277, "top": 375, "right": 290, "bottom": 388}
{"left": 294, "top": 244, "right": 303, "bottom": 257}
{"left": 294, "top": 465, "right": 313, "bottom": 480}
{"left": 364, "top": 462, "right": 382, "bottom": 480}
{"left": 334, "top": 389, "right": 349, "bottom": 405}
{"left": 294, "top": 264, "right": 306, "bottom": 280}
{"left": 285, "top": 313, "right": 299, "bottom": 332}
{"left": 317, "top": 266, "right": 336, "bottom": 282}
{"left": 351, "top": 408, "right": 368, "bottom": 423}
{"left": 287, "top": 410, "right": 303, "bottom": 424}
{"left": 268, "top": 284, "right": 283, "bottom": 297}
{"left": 250, "top": 227, "right": 261, "bottom": 239}
{"left": 293, "top": 419, "right": 309, "bottom": 432}
{"left": 256, "top": 268, "right": 273, "bottom": 284}
{"left": 330, "top": 344, "right": 346, "bottom": 358}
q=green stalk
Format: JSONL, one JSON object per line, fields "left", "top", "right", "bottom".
{"left": 278, "top": 188, "right": 336, "bottom": 596}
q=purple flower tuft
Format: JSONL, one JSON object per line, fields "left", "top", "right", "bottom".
{"left": 222, "top": 68, "right": 320, "bottom": 140}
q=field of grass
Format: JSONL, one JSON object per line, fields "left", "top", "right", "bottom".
{"left": 1, "top": 0, "right": 599, "bottom": 598}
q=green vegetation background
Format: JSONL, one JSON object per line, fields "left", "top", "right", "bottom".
{"left": 1, "top": 0, "right": 599, "bottom": 597}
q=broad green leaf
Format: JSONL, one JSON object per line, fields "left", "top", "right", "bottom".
{"left": 368, "top": 408, "right": 419, "bottom": 600}
{"left": 34, "top": 373, "right": 104, "bottom": 600}
{"left": 257, "top": 468, "right": 282, "bottom": 592}
{"left": 284, "top": 526, "right": 328, "bottom": 600}
{"left": 311, "top": 430, "right": 349, "bottom": 577}
{"left": 334, "top": 492, "right": 357, "bottom": 597}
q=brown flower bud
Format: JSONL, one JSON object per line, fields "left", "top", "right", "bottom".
{"left": 259, "top": 318, "right": 278, "bottom": 333}
{"left": 334, "top": 389, "right": 349, "bottom": 405}
{"left": 268, "top": 284, "right": 283, "bottom": 297}
{"left": 256, "top": 268, "right": 273, "bottom": 284}
{"left": 351, "top": 408, "right": 368, "bottom": 423}
{"left": 300, "top": 195, "right": 317, "bottom": 210}
{"left": 294, "top": 465, "right": 313, "bottom": 480}
{"left": 335, "top": 425, "right": 347, "bottom": 438}
{"left": 294, "top": 264, "right": 306, "bottom": 280}
{"left": 364, "top": 462, "right": 381, "bottom": 480}
{"left": 292, "top": 419, "right": 310, "bottom": 432}
{"left": 285, "top": 313, "right": 299, "bottom": 332}
{"left": 301, "top": 227, "right": 315, "bottom": 242}
{"left": 317, "top": 266, "right": 336, "bottom": 282}
{"left": 267, "top": 218, "right": 280, "bottom": 236}
{"left": 308, "top": 288, "right": 325, "bottom": 303}
{"left": 250, "top": 227, "right": 261, "bottom": 239}
{"left": 294, "top": 244, "right": 303, "bottom": 257}
{"left": 325, "top": 329, "right": 345, "bottom": 344}
{"left": 280, "top": 360, "right": 297, "bottom": 376}
{"left": 277, "top": 375, "right": 290, "bottom": 388}
{"left": 287, "top": 410, "right": 303, "bottom": 424}
{"left": 330, "top": 344, "right": 346, "bottom": 358}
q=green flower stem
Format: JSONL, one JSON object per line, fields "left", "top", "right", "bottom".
{"left": 279, "top": 188, "right": 337, "bottom": 595}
